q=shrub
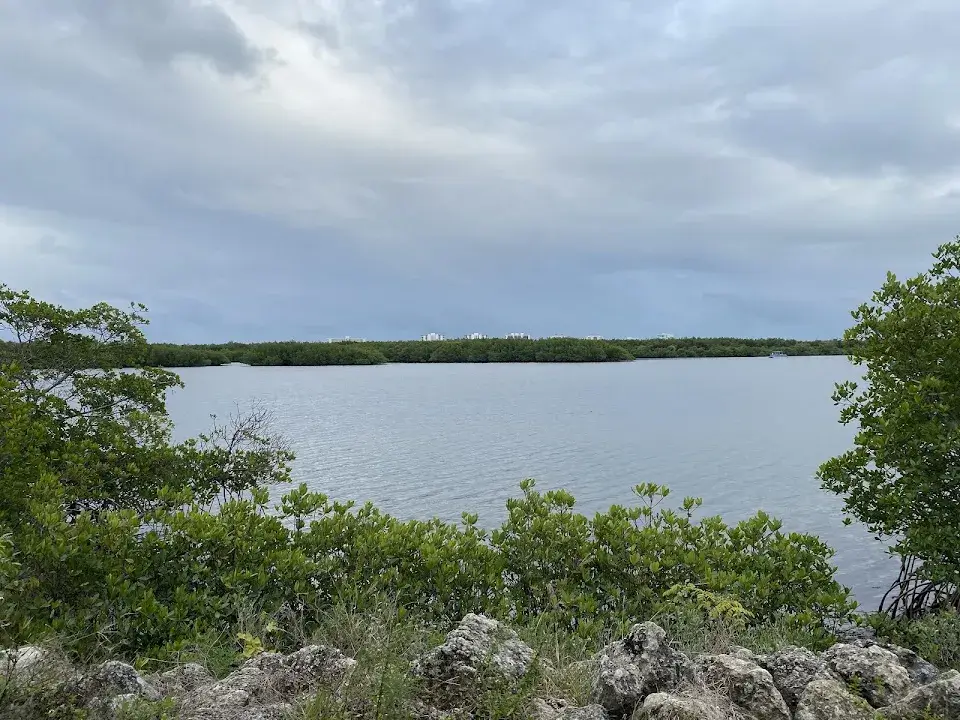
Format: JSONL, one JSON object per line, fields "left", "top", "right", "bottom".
{"left": 818, "top": 238, "right": 960, "bottom": 616}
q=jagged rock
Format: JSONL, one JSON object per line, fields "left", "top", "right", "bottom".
{"left": 561, "top": 705, "right": 608, "bottom": 720}
{"left": 0, "top": 645, "right": 49, "bottom": 681}
{"left": 409, "top": 699, "right": 464, "bottom": 719}
{"left": 412, "top": 613, "right": 536, "bottom": 688}
{"left": 79, "top": 661, "right": 161, "bottom": 703}
{"left": 181, "top": 646, "right": 354, "bottom": 719}
{"left": 729, "top": 646, "right": 764, "bottom": 664}
{"left": 532, "top": 698, "right": 569, "bottom": 720}
{"left": 833, "top": 623, "right": 878, "bottom": 645}
{"left": 533, "top": 699, "right": 608, "bottom": 720}
{"left": 696, "top": 653, "right": 789, "bottom": 720}
{"left": 183, "top": 686, "right": 253, "bottom": 719}
{"left": 877, "top": 669, "right": 960, "bottom": 719}
{"left": 591, "top": 622, "right": 696, "bottom": 718}
{"left": 794, "top": 677, "right": 875, "bottom": 720}
{"left": 822, "top": 642, "right": 913, "bottom": 707}
{"left": 155, "top": 662, "right": 214, "bottom": 693}
{"left": 883, "top": 643, "right": 940, "bottom": 686}
{"left": 761, "top": 645, "right": 829, "bottom": 710}
{"left": 633, "top": 693, "right": 726, "bottom": 720}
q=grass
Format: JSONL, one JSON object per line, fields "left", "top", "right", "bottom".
{"left": 7, "top": 603, "right": 959, "bottom": 720}
{"left": 863, "top": 609, "right": 960, "bottom": 671}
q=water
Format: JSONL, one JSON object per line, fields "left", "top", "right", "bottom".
{"left": 166, "top": 357, "right": 897, "bottom": 607}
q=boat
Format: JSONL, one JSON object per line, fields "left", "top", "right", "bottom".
{"left": 769, "top": 351, "right": 788, "bottom": 358}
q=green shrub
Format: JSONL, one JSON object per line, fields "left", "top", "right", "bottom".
{"left": 818, "top": 238, "right": 960, "bottom": 616}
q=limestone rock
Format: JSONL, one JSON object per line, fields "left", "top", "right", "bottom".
{"left": 181, "top": 646, "right": 353, "bottom": 719}
{"left": 532, "top": 698, "right": 568, "bottom": 720}
{"left": 883, "top": 643, "right": 940, "bottom": 686}
{"left": 696, "top": 653, "right": 789, "bottom": 720}
{"left": 794, "top": 677, "right": 875, "bottom": 720}
{"left": 79, "top": 661, "right": 161, "bottom": 703}
{"left": 761, "top": 645, "right": 829, "bottom": 710}
{"left": 155, "top": 662, "right": 214, "bottom": 694}
{"left": 0, "top": 646, "right": 49, "bottom": 681}
{"left": 822, "top": 642, "right": 913, "bottom": 707}
{"left": 591, "top": 622, "right": 696, "bottom": 718}
{"left": 729, "top": 646, "right": 769, "bottom": 667}
{"left": 633, "top": 693, "right": 726, "bottom": 720}
{"left": 877, "top": 669, "right": 960, "bottom": 720}
{"left": 412, "top": 613, "right": 535, "bottom": 688}
{"left": 560, "top": 704, "right": 608, "bottom": 720}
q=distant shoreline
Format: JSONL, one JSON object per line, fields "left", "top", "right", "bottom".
{"left": 146, "top": 337, "right": 848, "bottom": 367}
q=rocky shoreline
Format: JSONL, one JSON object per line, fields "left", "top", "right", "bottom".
{"left": 3, "top": 614, "right": 958, "bottom": 719}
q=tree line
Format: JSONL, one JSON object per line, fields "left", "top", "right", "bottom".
{"left": 140, "top": 337, "right": 847, "bottom": 367}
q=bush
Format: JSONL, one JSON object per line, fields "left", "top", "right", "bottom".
{"left": 1, "top": 474, "right": 855, "bottom": 660}
{"left": 818, "top": 238, "right": 960, "bottom": 617}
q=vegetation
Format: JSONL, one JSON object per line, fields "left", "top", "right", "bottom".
{"left": 818, "top": 238, "right": 960, "bottom": 618}
{"left": 0, "top": 283, "right": 855, "bottom": 675}
{"left": 132, "top": 337, "right": 846, "bottom": 367}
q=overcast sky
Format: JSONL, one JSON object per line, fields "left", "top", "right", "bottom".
{"left": 1, "top": 1, "right": 958, "bottom": 342}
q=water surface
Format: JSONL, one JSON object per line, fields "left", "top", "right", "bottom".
{"left": 167, "top": 357, "right": 895, "bottom": 606}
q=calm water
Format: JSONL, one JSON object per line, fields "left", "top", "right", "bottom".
{"left": 166, "top": 357, "right": 897, "bottom": 607}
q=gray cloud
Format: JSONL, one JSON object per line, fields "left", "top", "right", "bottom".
{"left": 40, "top": 0, "right": 264, "bottom": 75}
{"left": 1, "top": 0, "right": 958, "bottom": 340}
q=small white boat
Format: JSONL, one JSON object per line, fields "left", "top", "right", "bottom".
{"left": 769, "top": 351, "right": 788, "bottom": 358}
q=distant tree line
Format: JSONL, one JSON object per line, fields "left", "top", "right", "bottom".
{"left": 133, "top": 337, "right": 848, "bottom": 367}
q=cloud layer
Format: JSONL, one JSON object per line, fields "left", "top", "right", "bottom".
{"left": 2, "top": 0, "right": 958, "bottom": 341}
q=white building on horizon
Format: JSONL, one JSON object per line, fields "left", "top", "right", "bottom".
{"left": 585, "top": 334, "right": 603, "bottom": 340}
{"left": 505, "top": 332, "right": 532, "bottom": 340}
{"left": 463, "top": 332, "right": 487, "bottom": 340}
{"left": 656, "top": 333, "right": 675, "bottom": 340}
{"left": 328, "top": 336, "right": 365, "bottom": 343}
{"left": 421, "top": 332, "right": 445, "bottom": 341}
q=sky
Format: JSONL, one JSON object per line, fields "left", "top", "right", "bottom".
{"left": 1, "top": 0, "right": 958, "bottom": 342}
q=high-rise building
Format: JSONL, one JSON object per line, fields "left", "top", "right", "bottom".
{"left": 421, "top": 332, "right": 444, "bottom": 341}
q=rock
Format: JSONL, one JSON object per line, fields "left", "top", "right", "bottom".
{"left": 696, "top": 654, "right": 789, "bottom": 720}
{"left": 533, "top": 700, "right": 608, "bottom": 720}
{"left": 877, "top": 669, "right": 960, "bottom": 720}
{"left": 822, "top": 642, "right": 913, "bottom": 707}
{"left": 633, "top": 693, "right": 726, "bottom": 720}
{"left": 183, "top": 687, "right": 252, "bottom": 719}
{"left": 761, "top": 645, "right": 829, "bottom": 710}
{"left": 412, "top": 613, "right": 536, "bottom": 689}
{"left": 277, "top": 644, "right": 356, "bottom": 693}
{"left": 833, "top": 623, "right": 878, "bottom": 645}
{"left": 532, "top": 698, "right": 568, "bottom": 720}
{"left": 883, "top": 643, "right": 940, "bottom": 686}
{"left": 560, "top": 705, "right": 608, "bottom": 720}
{"left": 79, "top": 661, "right": 161, "bottom": 703}
{"left": 156, "top": 662, "right": 214, "bottom": 693}
{"left": 0, "top": 645, "right": 48, "bottom": 681}
{"left": 729, "top": 646, "right": 764, "bottom": 664}
{"left": 591, "top": 622, "right": 696, "bottom": 718}
{"left": 409, "top": 699, "right": 464, "bottom": 719}
{"left": 794, "top": 678, "right": 875, "bottom": 720}
{"left": 181, "top": 646, "right": 353, "bottom": 719}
